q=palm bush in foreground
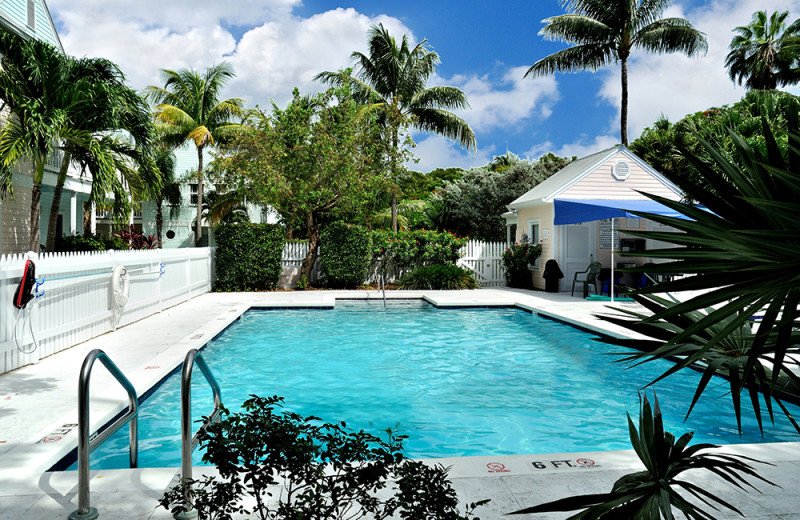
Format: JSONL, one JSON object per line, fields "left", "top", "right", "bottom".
{"left": 511, "top": 393, "right": 774, "bottom": 519}
{"left": 397, "top": 264, "right": 478, "bottom": 290}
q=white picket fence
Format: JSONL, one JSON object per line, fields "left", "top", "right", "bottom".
{"left": 457, "top": 240, "right": 505, "bottom": 287}
{"left": 282, "top": 239, "right": 506, "bottom": 287}
{"left": 0, "top": 248, "right": 214, "bottom": 375}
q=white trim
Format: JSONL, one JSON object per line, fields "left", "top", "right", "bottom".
{"left": 527, "top": 218, "right": 541, "bottom": 270}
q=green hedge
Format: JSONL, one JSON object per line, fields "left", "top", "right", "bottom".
{"left": 397, "top": 264, "right": 478, "bottom": 290}
{"left": 320, "top": 222, "right": 373, "bottom": 288}
{"left": 56, "top": 234, "right": 128, "bottom": 252}
{"left": 371, "top": 229, "right": 467, "bottom": 270}
{"left": 215, "top": 223, "right": 285, "bottom": 291}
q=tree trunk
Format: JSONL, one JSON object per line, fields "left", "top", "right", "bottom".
{"left": 391, "top": 126, "right": 399, "bottom": 233}
{"left": 300, "top": 212, "right": 318, "bottom": 283}
{"left": 156, "top": 199, "right": 163, "bottom": 248}
{"left": 29, "top": 182, "right": 42, "bottom": 252}
{"left": 28, "top": 157, "right": 45, "bottom": 252}
{"left": 620, "top": 57, "right": 629, "bottom": 146}
{"left": 195, "top": 144, "right": 204, "bottom": 247}
{"left": 82, "top": 201, "right": 92, "bottom": 236}
{"left": 45, "top": 152, "right": 72, "bottom": 252}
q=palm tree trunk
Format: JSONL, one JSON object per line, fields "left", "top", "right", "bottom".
{"left": 156, "top": 199, "right": 163, "bottom": 248}
{"left": 45, "top": 152, "right": 72, "bottom": 252}
{"left": 620, "top": 57, "right": 629, "bottom": 146}
{"left": 391, "top": 128, "right": 399, "bottom": 233}
{"left": 28, "top": 157, "right": 45, "bottom": 252}
{"left": 195, "top": 144, "right": 204, "bottom": 247}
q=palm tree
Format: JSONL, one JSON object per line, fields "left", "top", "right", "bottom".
{"left": 316, "top": 23, "right": 476, "bottom": 232}
{"left": 525, "top": 0, "right": 707, "bottom": 145}
{"left": 0, "top": 29, "right": 85, "bottom": 251}
{"left": 149, "top": 146, "right": 182, "bottom": 247}
{"left": 725, "top": 10, "right": 800, "bottom": 90}
{"left": 146, "top": 63, "right": 245, "bottom": 246}
{"left": 44, "top": 58, "right": 156, "bottom": 251}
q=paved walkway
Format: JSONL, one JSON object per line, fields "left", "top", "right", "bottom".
{"left": 1, "top": 288, "right": 798, "bottom": 519}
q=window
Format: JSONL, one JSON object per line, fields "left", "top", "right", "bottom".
{"left": 27, "top": 0, "right": 35, "bottom": 29}
{"left": 527, "top": 219, "right": 541, "bottom": 269}
{"left": 189, "top": 184, "right": 199, "bottom": 205}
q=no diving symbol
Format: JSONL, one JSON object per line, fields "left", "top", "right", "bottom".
{"left": 576, "top": 458, "right": 595, "bottom": 467}
{"left": 487, "top": 462, "right": 510, "bottom": 473}
{"left": 41, "top": 436, "right": 62, "bottom": 443}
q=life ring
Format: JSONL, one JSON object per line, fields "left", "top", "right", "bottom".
{"left": 111, "top": 265, "right": 130, "bottom": 307}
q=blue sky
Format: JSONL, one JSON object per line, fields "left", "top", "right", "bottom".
{"left": 48, "top": 0, "right": 800, "bottom": 172}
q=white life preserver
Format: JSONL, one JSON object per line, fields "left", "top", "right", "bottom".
{"left": 111, "top": 265, "right": 130, "bottom": 307}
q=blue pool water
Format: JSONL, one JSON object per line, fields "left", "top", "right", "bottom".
{"left": 72, "top": 300, "right": 800, "bottom": 470}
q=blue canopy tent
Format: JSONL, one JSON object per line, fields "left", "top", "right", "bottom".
{"left": 553, "top": 199, "right": 691, "bottom": 301}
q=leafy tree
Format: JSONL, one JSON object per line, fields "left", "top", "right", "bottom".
{"left": 434, "top": 152, "right": 571, "bottom": 241}
{"left": 630, "top": 90, "right": 800, "bottom": 194}
{"left": 316, "top": 24, "right": 476, "bottom": 232}
{"left": 526, "top": 0, "right": 707, "bottom": 145}
{"left": 725, "top": 10, "right": 800, "bottom": 90}
{"left": 219, "top": 87, "right": 384, "bottom": 282}
{"left": 146, "top": 62, "right": 246, "bottom": 246}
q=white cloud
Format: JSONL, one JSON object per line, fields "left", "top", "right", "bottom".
{"left": 49, "top": 2, "right": 412, "bottom": 108}
{"left": 410, "top": 136, "right": 493, "bottom": 172}
{"left": 594, "top": 0, "right": 800, "bottom": 140}
{"left": 442, "top": 66, "right": 559, "bottom": 132}
{"left": 527, "top": 134, "right": 619, "bottom": 160}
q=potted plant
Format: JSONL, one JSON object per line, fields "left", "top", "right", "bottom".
{"left": 502, "top": 241, "right": 542, "bottom": 289}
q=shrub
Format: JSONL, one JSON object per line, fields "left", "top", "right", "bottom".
{"left": 372, "top": 229, "right": 468, "bottom": 271}
{"left": 501, "top": 242, "right": 542, "bottom": 287}
{"left": 159, "top": 395, "right": 488, "bottom": 520}
{"left": 214, "top": 223, "right": 285, "bottom": 291}
{"left": 397, "top": 264, "right": 478, "bottom": 290}
{"left": 320, "top": 222, "right": 372, "bottom": 288}
{"left": 56, "top": 234, "right": 128, "bottom": 252}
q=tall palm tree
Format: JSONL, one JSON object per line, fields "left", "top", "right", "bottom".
{"left": 0, "top": 29, "right": 85, "bottom": 251}
{"left": 525, "top": 0, "right": 707, "bottom": 146}
{"left": 44, "top": 58, "right": 156, "bottom": 251}
{"left": 725, "top": 10, "right": 800, "bottom": 90}
{"left": 316, "top": 23, "right": 476, "bottom": 232}
{"left": 146, "top": 63, "right": 245, "bottom": 246}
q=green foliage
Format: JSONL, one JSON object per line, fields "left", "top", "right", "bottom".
{"left": 501, "top": 242, "right": 542, "bottom": 286}
{"left": 214, "top": 223, "right": 285, "bottom": 291}
{"left": 397, "top": 167, "right": 464, "bottom": 200}
{"left": 397, "top": 264, "right": 478, "bottom": 290}
{"left": 219, "top": 85, "right": 384, "bottom": 280}
{"left": 55, "top": 234, "right": 127, "bottom": 252}
{"left": 320, "top": 222, "right": 373, "bottom": 288}
{"left": 159, "top": 395, "right": 487, "bottom": 520}
{"left": 631, "top": 90, "right": 800, "bottom": 196}
{"left": 372, "top": 229, "right": 467, "bottom": 271}
{"left": 609, "top": 117, "right": 800, "bottom": 432}
{"left": 511, "top": 393, "right": 774, "bottom": 519}
{"left": 725, "top": 10, "right": 800, "bottom": 90}
{"left": 434, "top": 152, "right": 571, "bottom": 241}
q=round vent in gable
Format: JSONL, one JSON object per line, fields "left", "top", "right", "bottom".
{"left": 612, "top": 160, "right": 630, "bottom": 180}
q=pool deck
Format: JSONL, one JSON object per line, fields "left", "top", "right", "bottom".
{"left": 1, "top": 288, "right": 799, "bottom": 519}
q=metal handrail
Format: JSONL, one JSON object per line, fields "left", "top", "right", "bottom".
{"left": 178, "top": 349, "right": 222, "bottom": 518}
{"left": 70, "top": 349, "right": 138, "bottom": 520}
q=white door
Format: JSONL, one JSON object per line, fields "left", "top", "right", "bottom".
{"left": 561, "top": 222, "right": 595, "bottom": 292}
{"left": 646, "top": 220, "right": 679, "bottom": 264}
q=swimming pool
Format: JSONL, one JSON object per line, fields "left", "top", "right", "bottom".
{"left": 69, "top": 300, "right": 800, "bottom": 470}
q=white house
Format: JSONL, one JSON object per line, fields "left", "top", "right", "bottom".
{"left": 503, "top": 145, "right": 683, "bottom": 292}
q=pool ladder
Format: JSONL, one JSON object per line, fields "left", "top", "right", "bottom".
{"left": 70, "top": 348, "right": 222, "bottom": 520}
{"left": 70, "top": 350, "right": 139, "bottom": 520}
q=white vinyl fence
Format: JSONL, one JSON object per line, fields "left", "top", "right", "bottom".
{"left": 456, "top": 240, "right": 505, "bottom": 286}
{"left": 0, "top": 248, "right": 214, "bottom": 375}
{"left": 282, "top": 239, "right": 506, "bottom": 287}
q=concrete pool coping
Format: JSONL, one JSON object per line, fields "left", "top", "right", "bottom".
{"left": 1, "top": 288, "right": 799, "bottom": 519}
